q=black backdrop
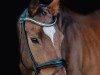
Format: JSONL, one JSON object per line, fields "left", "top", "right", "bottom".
{"left": 61, "top": 0, "right": 100, "bottom": 14}
{"left": 1, "top": 0, "right": 30, "bottom": 75}
{"left": 1, "top": 0, "right": 99, "bottom": 75}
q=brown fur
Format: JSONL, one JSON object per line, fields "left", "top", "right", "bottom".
{"left": 60, "top": 8, "right": 100, "bottom": 75}
{"left": 18, "top": 0, "right": 66, "bottom": 75}
{"left": 44, "top": 0, "right": 59, "bottom": 15}
{"left": 28, "top": 0, "right": 39, "bottom": 16}
{"left": 19, "top": 21, "right": 66, "bottom": 75}
{"left": 28, "top": 0, "right": 59, "bottom": 16}
{"left": 18, "top": 0, "right": 100, "bottom": 75}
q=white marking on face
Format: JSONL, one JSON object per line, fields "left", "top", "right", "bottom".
{"left": 43, "top": 26, "right": 56, "bottom": 46}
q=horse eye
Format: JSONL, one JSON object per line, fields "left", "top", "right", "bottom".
{"left": 31, "top": 38, "right": 39, "bottom": 44}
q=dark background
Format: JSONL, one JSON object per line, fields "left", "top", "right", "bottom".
{"left": 1, "top": 0, "right": 99, "bottom": 75}
{"left": 61, "top": 0, "right": 100, "bottom": 14}
{"left": 1, "top": 0, "right": 30, "bottom": 75}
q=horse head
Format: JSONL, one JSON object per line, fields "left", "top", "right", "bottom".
{"left": 18, "top": 0, "right": 67, "bottom": 75}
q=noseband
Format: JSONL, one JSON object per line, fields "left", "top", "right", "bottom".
{"left": 19, "top": 4, "right": 67, "bottom": 75}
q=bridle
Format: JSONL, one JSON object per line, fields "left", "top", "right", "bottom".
{"left": 19, "top": 4, "right": 67, "bottom": 75}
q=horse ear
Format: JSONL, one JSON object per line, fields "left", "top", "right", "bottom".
{"left": 45, "top": 0, "right": 60, "bottom": 16}
{"left": 28, "top": 0, "right": 39, "bottom": 16}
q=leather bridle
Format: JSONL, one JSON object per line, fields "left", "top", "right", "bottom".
{"left": 19, "top": 4, "right": 67, "bottom": 75}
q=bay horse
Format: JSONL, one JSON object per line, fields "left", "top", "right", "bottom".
{"left": 17, "top": 0, "right": 100, "bottom": 75}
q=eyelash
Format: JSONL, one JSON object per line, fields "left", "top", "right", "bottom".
{"left": 31, "top": 38, "right": 39, "bottom": 44}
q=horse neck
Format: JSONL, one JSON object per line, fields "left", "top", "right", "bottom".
{"left": 60, "top": 8, "right": 100, "bottom": 75}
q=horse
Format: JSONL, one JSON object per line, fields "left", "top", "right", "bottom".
{"left": 17, "top": 0, "right": 100, "bottom": 75}
{"left": 17, "top": 0, "right": 67, "bottom": 75}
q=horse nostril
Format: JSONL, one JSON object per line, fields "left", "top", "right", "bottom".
{"left": 31, "top": 38, "right": 39, "bottom": 44}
